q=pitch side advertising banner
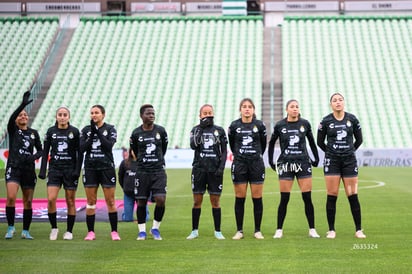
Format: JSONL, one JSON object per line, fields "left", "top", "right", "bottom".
{"left": 26, "top": 2, "right": 101, "bottom": 13}
{"left": 264, "top": 1, "right": 339, "bottom": 11}
{"left": 1, "top": 148, "right": 411, "bottom": 169}
{"left": 131, "top": 2, "right": 181, "bottom": 13}
{"left": 344, "top": 1, "right": 412, "bottom": 11}
{"left": 186, "top": 2, "right": 222, "bottom": 12}
{"left": 0, "top": 2, "right": 21, "bottom": 12}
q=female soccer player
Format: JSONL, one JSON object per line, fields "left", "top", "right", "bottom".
{"left": 317, "top": 93, "right": 366, "bottom": 239}
{"left": 4, "top": 90, "right": 42, "bottom": 240}
{"left": 186, "top": 104, "right": 228, "bottom": 240}
{"left": 38, "top": 106, "right": 82, "bottom": 240}
{"left": 130, "top": 104, "right": 168, "bottom": 240}
{"left": 268, "top": 99, "right": 320, "bottom": 239}
{"left": 80, "top": 105, "right": 120, "bottom": 241}
{"left": 228, "top": 98, "right": 267, "bottom": 240}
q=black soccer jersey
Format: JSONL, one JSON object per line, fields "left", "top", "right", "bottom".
{"left": 40, "top": 125, "right": 80, "bottom": 173}
{"left": 80, "top": 122, "right": 116, "bottom": 170}
{"left": 129, "top": 124, "right": 168, "bottom": 171}
{"left": 269, "top": 118, "right": 318, "bottom": 163}
{"left": 228, "top": 118, "right": 267, "bottom": 162}
{"left": 317, "top": 112, "right": 363, "bottom": 157}
{"left": 118, "top": 159, "right": 138, "bottom": 197}
{"left": 190, "top": 124, "right": 228, "bottom": 172}
{"left": 6, "top": 103, "right": 42, "bottom": 170}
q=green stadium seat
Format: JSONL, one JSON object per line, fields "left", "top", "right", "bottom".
{"left": 282, "top": 16, "right": 412, "bottom": 148}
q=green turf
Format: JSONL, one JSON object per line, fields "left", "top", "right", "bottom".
{"left": 0, "top": 167, "right": 411, "bottom": 273}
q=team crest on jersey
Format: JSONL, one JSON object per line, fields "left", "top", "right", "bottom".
{"left": 346, "top": 120, "right": 352, "bottom": 127}
{"left": 253, "top": 126, "right": 258, "bottom": 133}
{"left": 52, "top": 133, "right": 57, "bottom": 139}
{"left": 68, "top": 132, "right": 74, "bottom": 139}
{"left": 281, "top": 128, "right": 287, "bottom": 134}
{"left": 214, "top": 130, "right": 219, "bottom": 137}
{"left": 30, "top": 133, "right": 35, "bottom": 139}
{"left": 102, "top": 130, "right": 108, "bottom": 136}
{"left": 300, "top": 125, "right": 305, "bottom": 133}
{"left": 156, "top": 132, "right": 161, "bottom": 140}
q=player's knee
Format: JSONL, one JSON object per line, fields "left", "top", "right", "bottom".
{"left": 86, "top": 203, "right": 96, "bottom": 209}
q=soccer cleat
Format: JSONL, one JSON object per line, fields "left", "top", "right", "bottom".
{"left": 254, "top": 231, "right": 264, "bottom": 239}
{"left": 137, "top": 231, "right": 147, "bottom": 240}
{"left": 326, "top": 230, "right": 336, "bottom": 239}
{"left": 111, "top": 231, "right": 121, "bottom": 241}
{"left": 49, "top": 228, "right": 59, "bottom": 241}
{"left": 84, "top": 231, "right": 96, "bottom": 241}
{"left": 21, "top": 230, "right": 34, "bottom": 240}
{"left": 5, "top": 226, "right": 15, "bottom": 239}
{"left": 63, "top": 232, "right": 73, "bottom": 240}
{"left": 232, "top": 231, "right": 244, "bottom": 240}
{"left": 308, "top": 228, "right": 320, "bottom": 238}
{"left": 186, "top": 230, "right": 199, "bottom": 240}
{"left": 273, "top": 229, "right": 283, "bottom": 239}
{"left": 150, "top": 228, "right": 162, "bottom": 240}
{"left": 355, "top": 230, "right": 366, "bottom": 239}
{"left": 214, "top": 231, "right": 225, "bottom": 240}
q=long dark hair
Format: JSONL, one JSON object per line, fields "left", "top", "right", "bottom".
{"left": 239, "top": 98, "right": 257, "bottom": 119}
{"left": 91, "top": 104, "right": 106, "bottom": 114}
{"left": 285, "top": 99, "right": 301, "bottom": 119}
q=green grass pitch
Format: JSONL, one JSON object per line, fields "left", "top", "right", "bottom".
{"left": 0, "top": 167, "right": 411, "bottom": 273}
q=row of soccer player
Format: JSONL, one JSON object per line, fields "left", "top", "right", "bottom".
{"left": 3, "top": 91, "right": 365, "bottom": 241}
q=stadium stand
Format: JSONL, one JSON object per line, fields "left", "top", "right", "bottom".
{"left": 0, "top": 17, "right": 59, "bottom": 142}
{"left": 282, "top": 16, "right": 412, "bottom": 148}
{"left": 2, "top": 15, "right": 411, "bottom": 150}
{"left": 31, "top": 16, "right": 263, "bottom": 149}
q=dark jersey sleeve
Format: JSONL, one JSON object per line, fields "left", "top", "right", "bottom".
{"left": 73, "top": 127, "right": 83, "bottom": 176}
{"left": 7, "top": 102, "right": 27, "bottom": 135}
{"left": 161, "top": 127, "right": 168, "bottom": 156}
{"left": 268, "top": 124, "right": 280, "bottom": 166}
{"left": 227, "top": 122, "right": 235, "bottom": 153}
{"left": 353, "top": 116, "right": 363, "bottom": 150}
{"left": 259, "top": 121, "right": 267, "bottom": 154}
{"left": 306, "top": 120, "right": 319, "bottom": 163}
{"left": 98, "top": 123, "right": 117, "bottom": 152}
{"left": 80, "top": 126, "right": 93, "bottom": 153}
{"left": 217, "top": 127, "right": 228, "bottom": 171}
{"left": 31, "top": 129, "right": 43, "bottom": 161}
{"left": 317, "top": 118, "right": 327, "bottom": 152}
{"left": 118, "top": 160, "right": 126, "bottom": 189}
{"left": 39, "top": 129, "right": 51, "bottom": 177}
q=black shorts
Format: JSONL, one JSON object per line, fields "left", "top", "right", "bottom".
{"left": 191, "top": 168, "right": 223, "bottom": 195}
{"left": 47, "top": 169, "right": 78, "bottom": 190}
{"left": 83, "top": 168, "right": 116, "bottom": 188}
{"left": 135, "top": 170, "right": 167, "bottom": 200}
{"left": 277, "top": 160, "right": 312, "bottom": 180}
{"left": 5, "top": 166, "right": 37, "bottom": 189}
{"left": 323, "top": 154, "right": 358, "bottom": 177}
{"left": 231, "top": 158, "right": 265, "bottom": 184}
